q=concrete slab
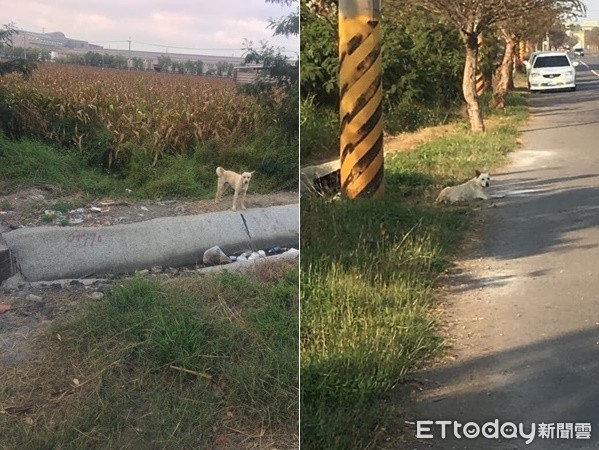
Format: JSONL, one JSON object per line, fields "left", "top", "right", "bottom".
{"left": 300, "top": 159, "right": 340, "bottom": 193}
{"left": 0, "top": 236, "right": 16, "bottom": 283}
{"left": 3, "top": 204, "right": 298, "bottom": 282}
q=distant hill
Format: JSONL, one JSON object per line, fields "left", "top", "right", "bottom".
{"left": 16, "top": 29, "right": 244, "bottom": 66}
{"left": 20, "top": 29, "right": 102, "bottom": 51}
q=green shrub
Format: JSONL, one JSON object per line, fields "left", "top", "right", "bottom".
{"left": 300, "top": 98, "right": 338, "bottom": 163}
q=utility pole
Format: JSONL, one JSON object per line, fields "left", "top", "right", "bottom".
{"left": 338, "top": 0, "right": 384, "bottom": 199}
{"left": 128, "top": 37, "right": 131, "bottom": 71}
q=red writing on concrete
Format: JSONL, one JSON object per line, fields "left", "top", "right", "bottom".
{"left": 67, "top": 232, "right": 103, "bottom": 247}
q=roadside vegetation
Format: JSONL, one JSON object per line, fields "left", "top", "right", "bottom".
{"left": 1, "top": 3, "right": 299, "bottom": 448}
{"left": 301, "top": 1, "right": 583, "bottom": 162}
{"left": 0, "top": 64, "right": 296, "bottom": 198}
{"left": 299, "top": 0, "right": 542, "bottom": 447}
{"left": 0, "top": 267, "right": 299, "bottom": 448}
{"left": 301, "top": 94, "right": 528, "bottom": 448}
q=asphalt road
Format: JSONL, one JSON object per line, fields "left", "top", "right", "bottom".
{"left": 405, "top": 54, "right": 599, "bottom": 449}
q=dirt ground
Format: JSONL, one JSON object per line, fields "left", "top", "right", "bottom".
{"left": 0, "top": 187, "right": 298, "bottom": 229}
{"left": 0, "top": 186, "right": 300, "bottom": 433}
{"left": 0, "top": 283, "right": 100, "bottom": 366}
{"left": 0, "top": 263, "right": 299, "bottom": 449}
{"left": 0, "top": 186, "right": 298, "bottom": 354}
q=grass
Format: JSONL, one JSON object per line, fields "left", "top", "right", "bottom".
{"left": 0, "top": 133, "right": 123, "bottom": 197}
{"left": 0, "top": 128, "right": 297, "bottom": 199}
{"left": 39, "top": 214, "right": 53, "bottom": 223}
{"left": 0, "top": 64, "right": 297, "bottom": 199}
{"left": 300, "top": 92, "right": 528, "bottom": 448}
{"left": 300, "top": 98, "right": 339, "bottom": 165}
{"left": 0, "top": 267, "right": 299, "bottom": 449}
{"left": 49, "top": 200, "right": 75, "bottom": 214}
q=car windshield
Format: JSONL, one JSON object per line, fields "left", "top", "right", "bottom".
{"left": 533, "top": 56, "right": 570, "bottom": 68}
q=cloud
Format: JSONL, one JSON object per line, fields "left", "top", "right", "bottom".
{"left": 5, "top": 0, "right": 298, "bottom": 57}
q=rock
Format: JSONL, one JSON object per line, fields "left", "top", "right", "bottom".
{"left": 229, "top": 255, "right": 237, "bottom": 262}
{"left": 70, "top": 208, "right": 85, "bottom": 214}
{"left": 26, "top": 294, "right": 43, "bottom": 302}
{"left": 1, "top": 273, "right": 26, "bottom": 290}
{"left": 285, "top": 248, "right": 299, "bottom": 255}
{"left": 70, "top": 218, "right": 84, "bottom": 225}
{"left": 136, "top": 269, "right": 150, "bottom": 276}
{"left": 44, "top": 210, "right": 58, "bottom": 217}
{"left": 236, "top": 254, "right": 247, "bottom": 261}
{"left": 150, "top": 265, "right": 163, "bottom": 274}
{"left": 258, "top": 250, "right": 266, "bottom": 257}
{"left": 140, "top": 206, "right": 149, "bottom": 211}
{"left": 95, "top": 284, "right": 112, "bottom": 294}
{"left": 247, "top": 252, "right": 262, "bottom": 261}
{"left": 203, "top": 246, "right": 231, "bottom": 266}
{"left": 267, "top": 246, "right": 281, "bottom": 255}
{"left": 90, "top": 207, "right": 102, "bottom": 213}
{"left": 90, "top": 292, "right": 104, "bottom": 300}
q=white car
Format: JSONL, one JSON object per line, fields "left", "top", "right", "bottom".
{"left": 526, "top": 51, "right": 542, "bottom": 73}
{"left": 524, "top": 52, "right": 578, "bottom": 92}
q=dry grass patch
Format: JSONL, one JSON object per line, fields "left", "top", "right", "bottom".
{"left": 0, "top": 269, "right": 298, "bottom": 449}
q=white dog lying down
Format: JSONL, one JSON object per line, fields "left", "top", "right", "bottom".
{"left": 215, "top": 167, "right": 254, "bottom": 211}
{"left": 435, "top": 170, "right": 491, "bottom": 203}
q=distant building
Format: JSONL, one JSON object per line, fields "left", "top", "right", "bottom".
{"left": 566, "top": 20, "right": 599, "bottom": 50}
{"left": 233, "top": 64, "right": 264, "bottom": 84}
{"left": 20, "top": 31, "right": 102, "bottom": 50}
{"left": 16, "top": 29, "right": 245, "bottom": 73}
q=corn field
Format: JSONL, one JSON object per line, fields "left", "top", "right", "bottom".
{"left": 0, "top": 64, "right": 268, "bottom": 167}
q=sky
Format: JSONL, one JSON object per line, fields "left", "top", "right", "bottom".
{"left": 1, "top": 0, "right": 298, "bottom": 59}
{"left": 584, "top": 2, "right": 599, "bottom": 22}
{"left": 569, "top": 0, "right": 599, "bottom": 22}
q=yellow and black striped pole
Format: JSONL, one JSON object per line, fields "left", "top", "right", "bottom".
{"left": 475, "top": 67, "right": 485, "bottom": 97}
{"left": 475, "top": 34, "right": 485, "bottom": 97}
{"left": 339, "top": 0, "right": 384, "bottom": 199}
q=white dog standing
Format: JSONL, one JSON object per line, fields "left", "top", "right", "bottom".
{"left": 215, "top": 167, "right": 254, "bottom": 211}
{"left": 435, "top": 170, "right": 491, "bottom": 203}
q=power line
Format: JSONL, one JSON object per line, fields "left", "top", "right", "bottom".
{"left": 88, "top": 39, "right": 295, "bottom": 54}
{"left": 134, "top": 41, "right": 243, "bottom": 51}
{"left": 89, "top": 39, "right": 242, "bottom": 51}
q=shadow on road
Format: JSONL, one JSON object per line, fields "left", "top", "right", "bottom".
{"left": 401, "top": 326, "right": 599, "bottom": 449}
{"left": 481, "top": 182, "right": 599, "bottom": 260}
{"left": 397, "top": 64, "right": 599, "bottom": 449}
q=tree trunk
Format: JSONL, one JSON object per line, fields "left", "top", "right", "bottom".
{"left": 490, "top": 31, "right": 517, "bottom": 109}
{"left": 462, "top": 33, "right": 485, "bottom": 133}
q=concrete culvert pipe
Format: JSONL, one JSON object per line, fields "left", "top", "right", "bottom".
{"left": 2, "top": 204, "right": 299, "bottom": 282}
